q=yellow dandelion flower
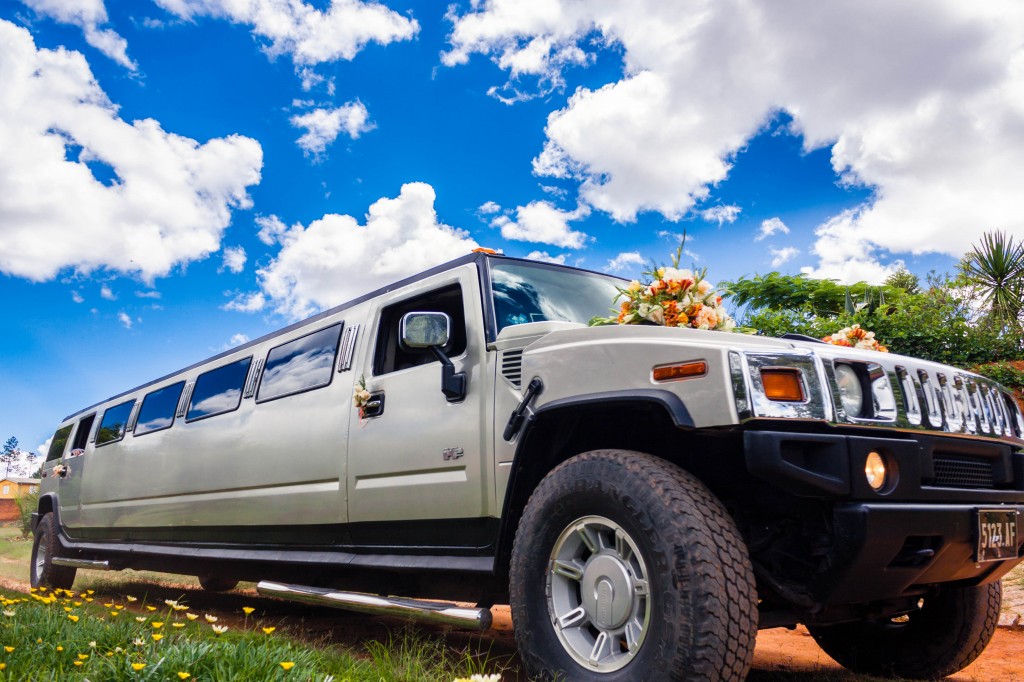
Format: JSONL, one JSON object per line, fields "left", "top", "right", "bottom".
{"left": 0, "top": 663, "right": 5, "bottom": 670}
{"left": 177, "top": 673, "right": 190, "bottom": 680}
{"left": 64, "top": 607, "right": 72, "bottom": 612}
{"left": 115, "top": 604, "right": 125, "bottom": 610}
{"left": 67, "top": 615, "right": 79, "bottom": 622}
{"left": 146, "top": 606, "right": 157, "bottom": 612}
{"left": 185, "top": 613, "right": 198, "bottom": 621}
{"left": 87, "top": 590, "right": 94, "bottom": 595}
{"left": 126, "top": 596, "right": 138, "bottom": 602}
{"left": 132, "top": 663, "right": 146, "bottom": 671}
{"left": 172, "top": 623, "right": 185, "bottom": 628}
{"left": 73, "top": 661, "right": 83, "bottom": 667}
{"left": 73, "top": 601, "right": 82, "bottom": 606}
{"left": 85, "top": 598, "right": 94, "bottom": 603}
{"left": 151, "top": 634, "right": 163, "bottom": 642}
{"left": 242, "top": 606, "right": 255, "bottom": 615}
{"left": 279, "top": 662, "right": 295, "bottom": 671}
{"left": 77, "top": 653, "right": 89, "bottom": 660}
{"left": 104, "top": 602, "right": 113, "bottom": 607}
{"left": 4, "top": 646, "right": 14, "bottom": 653}
{"left": 204, "top": 614, "right": 217, "bottom": 623}
{"left": 262, "top": 626, "right": 276, "bottom": 634}
{"left": 106, "top": 652, "right": 114, "bottom": 657}
{"left": 110, "top": 611, "right": 120, "bottom": 617}
{"left": 56, "top": 646, "right": 64, "bottom": 652}
{"left": 151, "top": 622, "right": 164, "bottom": 629}
{"left": 173, "top": 604, "right": 188, "bottom": 611}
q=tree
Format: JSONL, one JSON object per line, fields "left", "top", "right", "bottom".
{"left": 0, "top": 437, "right": 17, "bottom": 479}
{"left": 884, "top": 267, "right": 920, "bottom": 294}
{"left": 959, "top": 230, "right": 1024, "bottom": 329}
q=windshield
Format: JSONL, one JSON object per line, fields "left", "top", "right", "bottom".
{"left": 489, "top": 260, "right": 624, "bottom": 333}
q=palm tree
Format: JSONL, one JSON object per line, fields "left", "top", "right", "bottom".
{"left": 960, "top": 230, "right": 1024, "bottom": 328}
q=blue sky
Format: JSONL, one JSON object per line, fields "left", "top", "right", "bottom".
{"left": 2, "top": 0, "right": 1022, "bottom": 458}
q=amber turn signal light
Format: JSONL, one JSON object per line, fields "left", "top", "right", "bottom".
{"left": 760, "top": 368, "right": 805, "bottom": 402}
{"left": 652, "top": 361, "right": 707, "bottom": 382}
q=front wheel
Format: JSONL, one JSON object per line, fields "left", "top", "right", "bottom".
{"left": 509, "top": 450, "right": 757, "bottom": 682}
{"left": 808, "top": 581, "right": 1001, "bottom": 679}
{"left": 30, "top": 512, "right": 76, "bottom": 590}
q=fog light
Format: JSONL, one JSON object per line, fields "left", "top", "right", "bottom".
{"left": 865, "top": 451, "right": 887, "bottom": 491}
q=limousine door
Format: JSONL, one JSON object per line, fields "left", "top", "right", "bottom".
{"left": 346, "top": 267, "right": 490, "bottom": 548}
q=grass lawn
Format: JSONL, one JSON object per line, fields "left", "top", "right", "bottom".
{"left": 0, "top": 526, "right": 506, "bottom": 681}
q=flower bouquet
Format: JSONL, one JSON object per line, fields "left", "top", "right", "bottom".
{"left": 821, "top": 324, "right": 888, "bottom": 352}
{"left": 590, "top": 242, "right": 737, "bottom": 331}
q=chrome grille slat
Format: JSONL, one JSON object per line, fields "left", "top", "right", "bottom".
{"left": 501, "top": 350, "right": 524, "bottom": 389}
{"left": 932, "top": 454, "right": 995, "bottom": 489}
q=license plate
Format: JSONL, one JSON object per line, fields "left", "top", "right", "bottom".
{"left": 976, "top": 509, "right": 1019, "bottom": 562}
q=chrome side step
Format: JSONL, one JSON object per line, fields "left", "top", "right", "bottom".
{"left": 53, "top": 558, "right": 113, "bottom": 570}
{"left": 256, "top": 580, "right": 492, "bottom": 631}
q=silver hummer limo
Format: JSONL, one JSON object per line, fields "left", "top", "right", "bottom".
{"left": 33, "top": 252, "right": 1024, "bottom": 681}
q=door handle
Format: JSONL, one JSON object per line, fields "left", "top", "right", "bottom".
{"left": 362, "top": 391, "right": 386, "bottom": 418}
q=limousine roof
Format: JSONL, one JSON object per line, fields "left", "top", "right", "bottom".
{"left": 61, "top": 251, "right": 618, "bottom": 422}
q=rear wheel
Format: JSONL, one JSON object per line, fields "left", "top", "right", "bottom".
{"left": 509, "top": 450, "right": 757, "bottom": 682}
{"left": 808, "top": 581, "right": 1001, "bottom": 679}
{"left": 30, "top": 512, "right": 76, "bottom": 590}
{"left": 198, "top": 575, "right": 239, "bottom": 592}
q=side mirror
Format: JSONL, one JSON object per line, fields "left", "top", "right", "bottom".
{"left": 400, "top": 311, "right": 450, "bottom": 349}
{"left": 399, "top": 312, "right": 466, "bottom": 402}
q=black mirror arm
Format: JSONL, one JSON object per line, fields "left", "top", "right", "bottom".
{"left": 429, "top": 346, "right": 467, "bottom": 402}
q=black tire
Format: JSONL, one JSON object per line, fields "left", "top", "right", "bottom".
{"left": 198, "top": 575, "right": 239, "bottom": 592}
{"left": 30, "top": 512, "right": 76, "bottom": 590}
{"left": 509, "top": 450, "right": 757, "bottom": 682}
{"left": 808, "top": 581, "right": 1002, "bottom": 679}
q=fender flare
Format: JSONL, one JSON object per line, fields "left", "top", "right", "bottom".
{"left": 493, "top": 389, "right": 694, "bottom": 574}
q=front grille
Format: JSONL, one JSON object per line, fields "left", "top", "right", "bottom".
{"left": 932, "top": 454, "right": 995, "bottom": 489}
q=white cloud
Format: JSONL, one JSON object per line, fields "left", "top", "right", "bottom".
{"left": 478, "top": 200, "right": 501, "bottom": 215}
{"left": 446, "top": 0, "right": 1024, "bottom": 274}
{"left": 154, "top": 0, "right": 418, "bottom": 67}
{"left": 135, "top": 289, "right": 161, "bottom": 299}
{"left": 37, "top": 437, "right": 51, "bottom": 459}
{"left": 525, "top": 250, "right": 567, "bottom": 264}
{"left": 291, "top": 101, "right": 374, "bottom": 156}
{"left": 800, "top": 209, "right": 902, "bottom": 283}
{"left": 234, "top": 183, "right": 479, "bottom": 320}
{"left": 117, "top": 311, "right": 132, "bottom": 328}
{"left": 769, "top": 246, "right": 800, "bottom": 268}
{"left": 491, "top": 201, "right": 589, "bottom": 248}
{"left": 100, "top": 284, "right": 116, "bottom": 300}
{"left": 604, "top": 251, "right": 645, "bottom": 272}
{"left": 0, "top": 21, "right": 262, "bottom": 284}
{"left": 701, "top": 205, "right": 741, "bottom": 226}
{"left": 255, "top": 215, "right": 288, "bottom": 245}
{"left": 756, "top": 217, "right": 790, "bottom": 242}
{"left": 71, "top": 290, "right": 84, "bottom": 303}
{"left": 21, "top": 0, "right": 137, "bottom": 70}
{"left": 221, "top": 245, "right": 247, "bottom": 273}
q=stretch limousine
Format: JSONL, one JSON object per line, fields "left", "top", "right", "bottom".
{"left": 33, "top": 251, "right": 1024, "bottom": 681}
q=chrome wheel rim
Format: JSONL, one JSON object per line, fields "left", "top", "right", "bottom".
{"left": 547, "top": 515, "right": 651, "bottom": 673}
{"left": 33, "top": 533, "right": 46, "bottom": 584}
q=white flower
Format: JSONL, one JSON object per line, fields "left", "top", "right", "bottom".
{"left": 626, "top": 280, "right": 643, "bottom": 293}
{"left": 696, "top": 279, "right": 713, "bottom": 295}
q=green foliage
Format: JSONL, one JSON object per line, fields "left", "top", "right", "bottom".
{"left": 12, "top": 491, "right": 37, "bottom": 539}
{"left": 959, "top": 230, "right": 1024, "bottom": 328}
{"left": 971, "top": 362, "right": 1024, "bottom": 390}
{"left": 884, "top": 267, "right": 920, "bottom": 294}
{"left": 727, "top": 270, "right": 1024, "bottom": 368}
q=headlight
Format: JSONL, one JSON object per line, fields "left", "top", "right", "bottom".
{"left": 834, "top": 364, "right": 864, "bottom": 417}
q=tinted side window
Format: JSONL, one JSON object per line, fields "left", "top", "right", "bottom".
{"left": 46, "top": 425, "right": 73, "bottom": 461}
{"left": 257, "top": 324, "right": 343, "bottom": 403}
{"left": 135, "top": 382, "right": 185, "bottom": 436}
{"left": 187, "top": 357, "right": 252, "bottom": 422}
{"left": 96, "top": 400, "right": 135, "bottom": 446}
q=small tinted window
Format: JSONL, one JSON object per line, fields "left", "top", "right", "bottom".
{"left": 257, "top": 324, "right": 343, "bottom": 402}
{"left": 96, "top": 400, "right": 135, "bottom": 446}
{"left": 187, "top": 357, "right": 252, "bottom": 421}
{"left": 135, "top": 382, "right": 185, "bottom": 436}
{"left": 46, "top": 425, "right": 73, "bottom": 461}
